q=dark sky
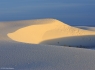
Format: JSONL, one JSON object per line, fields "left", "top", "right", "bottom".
{"left": 0, "top": 0, "right": 95, "bottom": 26}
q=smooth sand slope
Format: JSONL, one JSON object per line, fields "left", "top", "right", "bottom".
{"left": 7, "top": 19, "right": 95, "bottom": 47}
{"left": 0, "top": 43, "right": 95, "bottom": 70}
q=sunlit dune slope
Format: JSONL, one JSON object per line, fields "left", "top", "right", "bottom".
{"left": 7, "top": 19, "right": 95, "bottom": 44}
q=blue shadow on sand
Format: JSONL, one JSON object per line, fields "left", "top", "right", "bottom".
{"left": 40, "top": 35, "right": 95, "bottom": 49}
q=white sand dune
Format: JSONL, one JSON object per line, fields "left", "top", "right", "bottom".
{"left": 77, "top": 26, "right": 95, "bottom": 31}
{"left": 7, "top": 19, "right": 95, "bottom": 47}
{"left": 0, "top": 18, "right": 95, "bottom": 70}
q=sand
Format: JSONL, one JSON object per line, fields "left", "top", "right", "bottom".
{"left": 0, "top": 43, "right": 95, "bottom": 70}
{"left": 77, "top": 26, "right": 95, "bottom": 31}
{"left": 0, "top": 18, "right": 95, "bottom": 70}
{"left": 7, "top": 19, "right": 95, "bottom": 47}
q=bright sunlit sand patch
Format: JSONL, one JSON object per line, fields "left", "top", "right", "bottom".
{"left": 7, "top": 19, "right": 95, "bottom": 45}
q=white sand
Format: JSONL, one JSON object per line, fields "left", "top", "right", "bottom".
{"left": 0, "top": 43, "right": 95, "bottom": 70}
{"left": 0, "top": 18, "right": 95, "bottom": 70}
{"left": 7, "top": 19, "right": 95, "bottom": 47}
{"left": 77, "top": 26, "right": 95, "bottom": 31}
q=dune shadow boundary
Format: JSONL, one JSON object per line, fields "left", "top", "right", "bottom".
{"left": 40, "top": 35, "right": 95, "bottom": 49}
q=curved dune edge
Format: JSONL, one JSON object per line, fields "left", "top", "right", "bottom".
{"left": 7, "top": 19, "right": 95, "bottom": 46}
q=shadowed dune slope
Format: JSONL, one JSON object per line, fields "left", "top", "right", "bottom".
{"left": 7, "top": 19, "right": 95, "bottom": 46}
{"left": 0, "top": 43, "right": 95, "bottom": 70}
{"left": 40, "top": 35, "right": 95, "bottom": 48}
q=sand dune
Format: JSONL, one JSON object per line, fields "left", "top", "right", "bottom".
{"left": 0, "top": 19, "right": 95, "bottom": 70}
{"left": 7, "top": 19, "right": 95, "bottom": 47}
{"left": 77, "top": 26, "right": 95, "bottom": 31}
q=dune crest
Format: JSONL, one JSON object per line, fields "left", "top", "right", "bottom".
{"left": 7, "top": 19, "right": 95, "bottom": 44}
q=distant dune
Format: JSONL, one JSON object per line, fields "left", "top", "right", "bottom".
{"left": 77, "top": 26, "right": 95, "bottom": 31}
{"left": 7, "top": 19, "right": 95, "bottom": 47}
